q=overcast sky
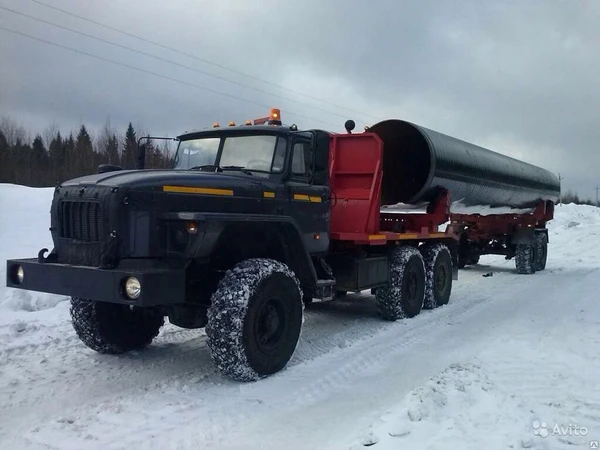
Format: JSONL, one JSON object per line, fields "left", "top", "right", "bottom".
{"left": 1, "top": 0, "right": 598, "bottom": 198}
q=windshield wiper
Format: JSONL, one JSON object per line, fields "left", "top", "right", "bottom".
{"left": 220, "top": 165, "right": 253, "bottom": 175}
{"left": 189, "top": 164, "right": 221, "bottom": 172}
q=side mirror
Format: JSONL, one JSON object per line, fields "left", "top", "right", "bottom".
{"left": 136, "top": 144, "right": 146, "bottom": 170}
{"left": 98, "top": 164, "right": 123, "bottom": 174}
{"left": 308, "top": 131, "right": 317, "bottom": 184}
{"left": 311, "top": 130, "right": 329, "bottom": 186}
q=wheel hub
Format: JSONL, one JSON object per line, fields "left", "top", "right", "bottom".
{"left": 256, "top": 297, "right": 286, "bottom": 354}
{"left": 435, "top": 265, "right": 447, "bottom": 292}
{"left": 405, "top": 271, "right": 418, "bottom": 300}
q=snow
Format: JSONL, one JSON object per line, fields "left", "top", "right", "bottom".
{"left": 382, "top": 200, "right": 536, "bottom": 215}
{"left": 1, "top": 183, "right": 600, "bottom": 450}
{"left": 0, "top": 184, "right": 63, "bottom": 312}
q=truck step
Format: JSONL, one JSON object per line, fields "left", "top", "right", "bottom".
{"left": 316, "top": 279, "right": 336, "bottom": 302}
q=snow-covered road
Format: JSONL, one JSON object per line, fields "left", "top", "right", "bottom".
{"left": 1, "top": 184, "right": 599, "bottom": 449}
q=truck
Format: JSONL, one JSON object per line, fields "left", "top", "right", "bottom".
{"left": 5, "top": 108, "right": 560, "bottom": 381}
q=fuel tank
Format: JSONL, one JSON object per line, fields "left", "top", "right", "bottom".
{"left": 369, "top": 119, "right": 560, "bottom": 208}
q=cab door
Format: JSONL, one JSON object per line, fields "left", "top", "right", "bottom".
{"left": 286, "top": 138, "right": 330, "bottom": 254}
{"left": 260, "top": 136, "right": 290, "bottom": 217}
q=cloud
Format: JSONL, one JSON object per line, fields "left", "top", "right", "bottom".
{"left": 0, "top": 0, "right": 598, "bottom": 196}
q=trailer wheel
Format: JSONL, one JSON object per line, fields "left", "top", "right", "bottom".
{"left": 376, "top": 246, "right": 425, "bottom": 321}
{"left": 421, "top": 243, "right": 453, "bottom": 309}
{"left": 534, "top": 233, "right": 548, "bottom": 271}
{"left": 70, "top": 298, "right": 164, "bottom": 354}
{"left": 205, "top": 258, "right": 303, "bottom": 381}
{"left": 515, "top": 244, "right": 536, "bottom": 274}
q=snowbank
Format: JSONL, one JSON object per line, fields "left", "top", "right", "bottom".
{"left": 0, "top": 183, "right": 65, "bottom": 312}
{"left": 349, "top": 282, "right": 600, "bottom": 449}
{"left": 381, "top": 200, "right": 536, "bottom": 215}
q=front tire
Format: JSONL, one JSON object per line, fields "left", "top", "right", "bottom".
{"left": 376, "top": 246, "right": 426, "bottom": 321}
{"left": 70, "top": 298, "right": 164, "bottom": 354}
{"left": 205, "top": 258, "right": 304, "bottom": 381}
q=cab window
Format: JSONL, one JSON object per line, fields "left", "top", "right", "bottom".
{"left": 291, "top": 141, "right": 312, "bottom": 178}
{"left": 271, "top": 137, "right": 287, "bottom": 173}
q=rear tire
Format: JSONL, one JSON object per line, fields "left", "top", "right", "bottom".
{"left": 205, "top": 258, "right": 304, "bottom": 381}
{"left": 515, "top": 244, "right": 536, "bottom": 274}
{"left": 421, "top": 243, "right": 453, "bottom": 309}
{"left": 70, "top": 298, "right": 164, "bottom": 354}
{"left": 534, "top": 233, "right": 548, "bottom": 271}
{"left": 376, "top": 246, "right": 425, "bottom": 321}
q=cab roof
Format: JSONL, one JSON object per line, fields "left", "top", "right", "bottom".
{"left": 177, "top": 124, "right": 313, "bottom": 141}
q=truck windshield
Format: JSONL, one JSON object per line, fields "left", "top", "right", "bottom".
{"left": 173, "top": 134, "right": 287, "bottom": 173}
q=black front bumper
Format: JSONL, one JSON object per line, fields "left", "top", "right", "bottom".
{"left": 6, "top": 258, "right": 188, "bottom": 307}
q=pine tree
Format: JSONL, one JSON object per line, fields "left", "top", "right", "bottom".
{"left": 75, "top": 125, "right": 94, "bottom": 174}
{"left": 48, "top": 131, "right": 64, "bottom": 184}
{"left": 123, "top": 122, "right": 137, "bottom": 169}
{"left": 0, "top": 130, "right": 9, "bottom": 182}
{"left": 31, "top": 135, "right": 49, "bottom": 186}
{"left": 13, "top": 137, "right": 33, "bottom": 185}
{"left": 76, "top": 125, "right": 92, "bottom": 152}
{"left": 64, "top": 133, "right": 76, "bottom": 180}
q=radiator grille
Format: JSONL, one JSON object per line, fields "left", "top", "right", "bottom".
{"left": 59, "top": 201, "right": 104, "bottom": 242}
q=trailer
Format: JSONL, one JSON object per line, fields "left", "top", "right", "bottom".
{"left": 367, "top": 118, "right": 558, "bottom": 274}
{"left": 5, "top": 109, "right": 559, "bottom": 381}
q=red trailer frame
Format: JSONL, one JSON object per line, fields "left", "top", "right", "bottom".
{"left": 328, "top": 131, "right": 454, "bottom": 245}
{"left": 327, "top": 129, "right": 554, "bottom": 272}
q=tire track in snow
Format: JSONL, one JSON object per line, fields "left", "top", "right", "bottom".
{"left": 339, "top": 267, "right": 600, "bottom": 450}
{"left": 0, "top": 321, "right": 209, "bottom": 435}
{"left": 0, "top": 321, "right": 202, "bottom": 359}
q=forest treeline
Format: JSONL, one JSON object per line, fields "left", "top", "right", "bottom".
{"left": 560, "top": 190, "right": 598, "bottom": 207}
{"left": 0, "top": 116, "right": 174, "bottom": 187}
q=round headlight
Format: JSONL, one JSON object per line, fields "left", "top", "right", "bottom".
{"left": 124, "top": 277, "right": 141, "bottom": 299}
{"left": 16, "top": 266, "right": 24, "bottom": 284}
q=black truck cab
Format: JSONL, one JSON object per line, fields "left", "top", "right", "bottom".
{"left": 6, "top": 117, "right": 338, "bottom": 382}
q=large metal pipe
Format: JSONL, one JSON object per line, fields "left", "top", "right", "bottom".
{"left": 369, "top": 119, "right": 560, "bottom": 208}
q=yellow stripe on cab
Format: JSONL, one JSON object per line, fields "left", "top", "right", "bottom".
{"left": 293, "top": 193, "right": 322, "bottom": 203}
{"left": 162, "top": 185, "right": 234, "bottom": 196}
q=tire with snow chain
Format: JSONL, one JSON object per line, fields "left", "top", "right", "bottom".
{"left": 515, "top": 244, "right": 536, "bottom": 274}
{"left": 534, "top": 233, "right": 548, "bottom": 271}
{"left": 376, "top": 246, "right": 426, "bottom": 321}
{"left": 70, "top": 298, "right": 164, "bottom": 354}
{"left": 205, "top": 258, "right": 304, "bottom": 382}
{"left": 420, "top": 243, "right": 453, "bottom": 309}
